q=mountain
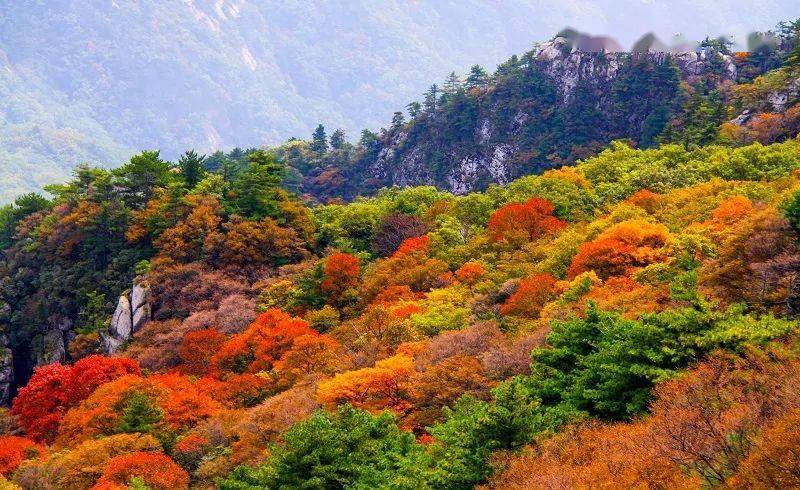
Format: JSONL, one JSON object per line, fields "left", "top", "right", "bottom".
{"left": 1, "top": 0, "right": 799, "bottom": 202}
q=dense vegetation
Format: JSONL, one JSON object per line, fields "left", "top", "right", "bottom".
{"left": 0, "top": 17, "right": 799, "bottom": 490}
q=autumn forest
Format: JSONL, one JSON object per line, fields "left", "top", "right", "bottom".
{"left": 0, "top": 18, "right": 800, "bottom": 490}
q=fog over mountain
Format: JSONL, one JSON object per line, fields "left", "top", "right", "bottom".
{"left": 0, "top": 0, "right": 798, "bottom": 201}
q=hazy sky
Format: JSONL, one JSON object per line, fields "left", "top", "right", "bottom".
{"left": 538, "top": 0, "right": 800, "bottom": 49}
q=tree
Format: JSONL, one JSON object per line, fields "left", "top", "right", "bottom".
{"left": 465, "top": 64, "right": 489, "bottom": 90}
{"left": 501, "top": 273, "right": 557, "bottom": 317}
{"left": 310, "top": 124, "right": 328, "bottom": 155}
{"left": 406, "top": 101, "right": 421, "bottom": 119}
{"left": 94, "top": 452, "right": 189, "bottom": 490}
{"left": 391, "top": 111, "right": 405, "bottom": 129}
{"left": 443, "top": 71, "right": 462, "bottom": 94}
{"left": 0, "top": 436, "right": 46, "bottom": 476}
{"left": 177, "top": 150, "right": 207, "bottom": 189}
{"left": 329, "top": 129, "right": 346, "bottom": 150}
{"left": 487, "top": 197, "right": 566, "bottom": 245}
{"left": 316, "top": 354, "right": 415, "bottom": 413}
{"left": 218, "top": 405, "right": 423, "bottom": 489}
{"left": 232, "top": 150, "right": 285, "bottom": 220}
{"left": 118, "top": 392, "right": 163, "bottom": 434}
{"left": 179, "top": 329, "right": 227, "bottom": 376}
{"left": 321, "top": 252, "right": 361, "bottom": 307}
{"left": 423, "top": 84, "right": 439, "bottom": 113}
{"left": 113, "top": 150, "right": 172, "bottom": 208}
{"left": 373, "top": 213, "right": 428, "bottom": 257}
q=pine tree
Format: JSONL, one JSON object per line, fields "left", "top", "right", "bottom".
{"left": 406, "top": 102, "right": 421, "bottom": 119}
{"left": 443, "top": 72, "right": 462, "bottom": 94}
{"left": 118, "top": 392, "right": 163, "bottom": 434}
{"left": 178, "top": 150, "right": 207, "bottom": 189}
{"left": 330, "top": 129, "right": 346, "bottom": 150}
{"left": 310, "top": 124, "right": 328, "bottom": 155}
{"left": 391, "top": 111, "right": 405, "bottom": 129}
{"left": 465, "top": 65, "right": 488, "bottom": 89}
{"left": 233, "top": 149, "right": 285, "bottom": 220}
{"left": 423, "top": 84, "right": 439, "bottom": 113}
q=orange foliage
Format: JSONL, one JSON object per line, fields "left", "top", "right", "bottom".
{"left": 56, "top": 373, "right": 220, "bottom": 445}
{"left": 198, "top": 373, "right": 271, "bottom": 408}
{"left": 729, "top": 409, "right": 800, "bottom": 488}
{"left": 12, "top": 356, "right": 140, "bottom": 443}
{"left": 274, "top": 334, "right": 342, "bottom": 381}
{"left": 212, "top": 308, "right": 317, "bottom": 375}
{"left": 455, "top": 262, "right": 486, "bottom": 284}
{"left": 316, "top": 354, "right": 414, "bottom": 413}
{"left": 567, "top": 219, "right": 671, "bottom": 279}
{"left": 93, "top": 452, "right": 188, "bottom": 490}
{"left": 0, "top": 436, "right": 46, "bottom": 476}
{"left": 394, "top": 235, "right": 430, "bottom": 257}
{"left": 710, "top": 195, "right": 754, "bottom": 226}
{"left": 501, "top": 274, "right": 557, "bottom": 317}
{"left": 487, "top": 197, "right": 565, "bottom": 244}
{"left": 179, "top": 329, "right": 227, "bottom": 376}
{"left": 155, "top": 195, "right": 222, "bottom": 262}
{"left": 626, "top": 189, "right": 661, "bottom": 213}
{"left": 390, "top": 303, "right": 425, "bottom": 319}
{"left": 321, "top": 252, "right": 361, "bottom": 305}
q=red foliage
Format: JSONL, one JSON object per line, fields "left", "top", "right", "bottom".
{"left": 0, "top": 436, "right": 46, "bottom": 476}
{"left": 567, "top": 220, "right": 670, "bottom": 279}
{"left": 179, "top": 329, "right": 227, "bottom": 375}
{"left": 212, "top": 309, "right": 317, "bottom": 374}
{"left": 455, "top": 262, "right": 486, "bottom": 284}
{"left": 93, "top": 452, "right": 188, "bottom": 490}
{"left": 500, "top": 274, "right": 557, "bottom": 317}
{"left": 371, "top": 285, "right": 423, "bottom": 305}
{"left": 12, "top": 356, "right": 140, "bottom": 443}
{"left": 487, "top": 198, "right": 565, "bottom": 244}
{"left": 321, "top": 252, "right": 361, "bottom": 305}
{"left": 393, "top": 235, "right": 430, "bottom": 257}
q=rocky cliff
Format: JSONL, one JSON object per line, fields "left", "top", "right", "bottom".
{"left": 103, "top": 281, "right": 152, "bottom": 354}
{"left": 342, "top": 38, "right": 738, "bottom": 197}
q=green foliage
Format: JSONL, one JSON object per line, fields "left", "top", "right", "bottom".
{"left": 232, "top": 150, "right": 285, "bottom": 220}
{"left": 113, "top": 151, "right": 173, "bottom": 208}
{"left": 218, "top": 405, "right": 424, "bottom": 489}
{"left": 178, "top": 150, "right": 207, "bottom": 189}
{"left": 118, "top": 392, "right": 163, "bottom": 434}
{"left": 76, "top": 291, "right": 108, "bottom": 335}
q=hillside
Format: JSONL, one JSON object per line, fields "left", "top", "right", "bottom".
{"left": 1, "top": 0, "right": 799, "bottom": 202}
{"left": 1, "top": 133, "right": 800, "bottom": 487}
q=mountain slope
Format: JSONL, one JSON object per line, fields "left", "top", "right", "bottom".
{"left": 1, "top": 0, "right": 799, "bottom": 202}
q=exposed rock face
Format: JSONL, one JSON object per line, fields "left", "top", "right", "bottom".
{"left": 103, "top": 281, "right": 151, "bottom": 354}
{"left": 0, "top": 341, "right": 13, "bottom": 404}
{"left": 361, "top": 39, "right": 738, "bottom": 196}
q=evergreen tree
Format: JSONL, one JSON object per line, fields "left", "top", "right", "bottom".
{"left": 406, "top": 101, "right": 421, "bottom": 119}
{"left": 391, "top": 111, "right": 405, "bottom": 129}
{"left": 465, "top": 64, "right": 489, "bottom": 89}
{"left": 423, "top": 84, "right": 439, "bottom": 113}
{"left": 329, "top": 129, "right": 346, "bottom": 150}
{"left": 443, "top": 71, "right": 462, "bottom": 94}
{"left": 178, "top": 150, "right": 207, "bottom": 189}
{"left": 233, "top": 149, "right": 285, "bottom": 220}
{"left": 112, "top": 150, "right": 172, "bottom": 208}
{"left": 310, "top": 124, "right": 328, "bottom": 155}
{"left": 118, "top": 392, "right": 163, "bottom": 434}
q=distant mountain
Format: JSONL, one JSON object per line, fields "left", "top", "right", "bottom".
{"left": 0, "top": 0, "right": 797, "bottom": 202}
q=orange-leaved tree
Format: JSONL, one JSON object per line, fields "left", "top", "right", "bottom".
{"left": 567, "top": 220, "right": 671, "bottom": 279}
{"left": 93, "top": 452, "right": 188, "bottom": 490}
{"left": 321, "top": 252, "right": 361, "bottom": 307}
{"left": 487, "top": 197, "right": 565, "bottom": 245}
{"left": 501, "top": 274, "right": 558, "bottom": 317}
{"left": 212, "top": 308, "right": 317, "bottom": 375}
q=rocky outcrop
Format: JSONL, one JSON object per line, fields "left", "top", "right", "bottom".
{"left": 0, "top": 341, "right": 13, "bottom": 404}
{"left": 103, "top": 281, "right": 151, "bottom": 354}
{"left": 359, "top": 38, "right": 738, "bottom": 196}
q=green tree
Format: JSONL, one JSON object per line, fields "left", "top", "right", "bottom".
{"left": 406, "top": 101, "right": 421, "bottom": 119}
{"left": 77, "top": 291, "right": 108, "bottom": 334}
{"left": 178, "top": 150, "right": 207, "bottom": 189}
{"left": 465, "top": 64, "right": 488, "bottom": 89}
{"left": 310, "top": 124, "right": 328, "bottom": 155}
{"left": 218, "top": 405, "right": 424, "bottom": 489}
{"left": 233, "top": 150, "right": 285, "bottom": 220}
{"left": 118, "top": 392, "right": 163, "bottom": 434}
{"left": 423, "top": 84, "right": 439, "bottom": 113}
{"left": 391, "top": 111, "right": 405, "bottom": 129}
{"left": 329, "top": 129, "right": 346, "bottom": 150}
{"left": 113, "top": 151, "right": 173, "bottom": 208}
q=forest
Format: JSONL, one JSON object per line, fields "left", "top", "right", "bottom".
{"left": 0, "top": 20, "right": 798, "bottom": 490}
